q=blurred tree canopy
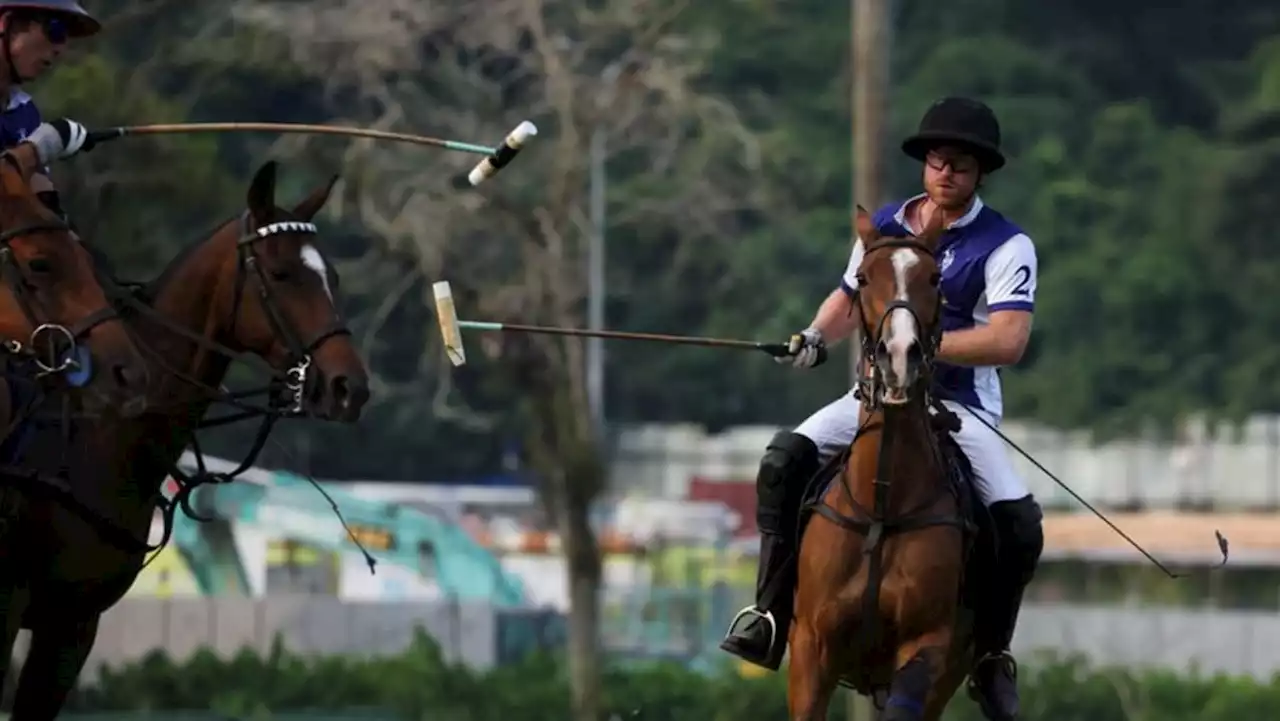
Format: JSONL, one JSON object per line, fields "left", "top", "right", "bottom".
{"left": 46, "top": 0, "right": 1280, "bottom": 479}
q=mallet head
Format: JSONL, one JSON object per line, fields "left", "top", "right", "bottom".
{"left": 467, "top": 120, "right": 538, "bottom": 187}
{"left": 432, "top": 281, "right": 467, "bottom": 366}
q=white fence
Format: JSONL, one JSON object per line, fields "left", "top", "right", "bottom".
{"left": 610, "top": 415, "right": 1280, "bottom": 509}
{"left": 68, "top": 597, "right": 1280, "bottom": 682}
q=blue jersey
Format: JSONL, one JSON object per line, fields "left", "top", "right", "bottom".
{"left": 0, "top": 90, "right": 41, "bottom": 149}
{"left": 840, "top": 194, "right": 1037, "bottom": 417}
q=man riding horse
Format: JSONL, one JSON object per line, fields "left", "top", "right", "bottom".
{"left": 0, "top": 0, "right": 96, "bottom": 218}
{"left": 720, "top": 97, "right": 1045, "bottom": 721}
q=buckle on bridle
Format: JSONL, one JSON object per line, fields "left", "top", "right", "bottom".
{"left": 284, "top": 355, "right": 311, "bottom": 414}
{"left": 30, "top": 323, "right": 78, "bottom": 375}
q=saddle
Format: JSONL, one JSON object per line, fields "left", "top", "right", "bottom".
{"left": 799, "top": 408, "right": 984, "bottom": 540}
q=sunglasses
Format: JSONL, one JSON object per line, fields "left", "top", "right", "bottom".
{"left": 38, "top": 16, "right": 68, "bottom": 44}
{"left": 925, "top": 152, "right": 978, "bottom": 175}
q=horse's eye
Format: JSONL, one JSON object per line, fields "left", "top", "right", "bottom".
{"left": 27, "top": 257, "right": 52, "bottom": 274}
{"left": 930, "top": 272, "right": 941, "bottom": 285}
{"left": 270, "top": 269, "right": 292, "bottom": 282}
{"left": 855, "top": 272, "right": 867, "bottom": 285}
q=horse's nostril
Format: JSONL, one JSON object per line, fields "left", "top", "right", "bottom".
{"left": 112, "top": 363, "right": 144, "bottom": 390}
{"left": 330, "top": 375, "right": 351, "bottom": 406}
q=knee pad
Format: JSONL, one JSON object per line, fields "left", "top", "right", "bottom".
{"left": 756, "top": 431, "right": 819, "bottom": 535}
{"left": 989, "top": 495, "right": 1044, "bottom": 584}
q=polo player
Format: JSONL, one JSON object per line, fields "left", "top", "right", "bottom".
{"left": 0, "top": 1, "right": 98, "bottom": 218}
{"left": 721, "top": 96, "right": 1046, "bottom": 721}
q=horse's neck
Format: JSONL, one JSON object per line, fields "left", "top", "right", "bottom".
{"left": 848, "top": 406, "right": 942, "bottom": 512}
{"left": 135, "top": 235, "right": 237, "bottom": 468}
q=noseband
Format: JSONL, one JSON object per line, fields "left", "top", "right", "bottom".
{"left": 851, "top": 237, "right": 943, "bottom": 409}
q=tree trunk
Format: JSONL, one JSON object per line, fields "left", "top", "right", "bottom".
{"left": 512, "top": 336, "right": 606, "bottom": 721}
{"left": 561, "top": 491, "right": 603, "bottom": 721}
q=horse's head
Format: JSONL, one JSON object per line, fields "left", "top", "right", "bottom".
{"left": 852, "top": 206, "right": 944, "bottom": 406}
{"left": 0, "top": 151, "right": 146, "bottom": 411}
{"left": 217, "top": 160, "right": 369, "bottom": 423}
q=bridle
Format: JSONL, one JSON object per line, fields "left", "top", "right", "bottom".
{"left": 850, "top": 237, "right": 944, "bottom": 410}
{"left": 116, "top": 212, "right": 353, "bottom": 420}
{"left": 227, "top": 213, "right": 352, "bottom": 414}
{"left": 0, "top": 156, "right": 119, "bottom": 385}
{"left": 806, "top": 235, "right": 971, "bottom": 686}
{"left": 0, "top": 223, "right": 119, "bottom": 380}
{"left": 101, "top": 212, "right": 356, "bottom": 557}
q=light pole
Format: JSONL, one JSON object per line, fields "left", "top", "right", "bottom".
{"left": 850, "top": 1, "right": 891, "bottom": 718}
{"left": 587, "top": 62, "right": 624, "bottom": 438}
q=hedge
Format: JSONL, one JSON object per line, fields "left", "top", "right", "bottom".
{"left": 63, "top": 631, "right": 1280, "bottom": 721}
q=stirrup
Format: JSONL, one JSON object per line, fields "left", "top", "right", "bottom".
{"left": 723, "top": 605, "right": 778, "bottom": 651}
{"left": 967, "top": 650, "right": 1017, "bottom": 689}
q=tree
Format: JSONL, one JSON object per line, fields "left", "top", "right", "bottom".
{"left": 229, "top": 0, "right": 772, "bottom": 716}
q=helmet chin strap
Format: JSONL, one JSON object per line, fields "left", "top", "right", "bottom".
{"left": 2, "top": 40, "right": 21, "bottom": 86}
{"left": 0, "top": 13, "right": 25, "bottom": 87}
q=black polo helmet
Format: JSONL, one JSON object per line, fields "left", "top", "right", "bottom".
{"left": 0, "top": 0, "right": 99, "bottom": 38}
{"left": 901, "top": 97, "right": 1005, "bottom": 173}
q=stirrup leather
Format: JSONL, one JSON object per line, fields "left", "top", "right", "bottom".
{"left": 723, "top": 605, "right": 778, "bottom": 650}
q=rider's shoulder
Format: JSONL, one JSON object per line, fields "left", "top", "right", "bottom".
{"left": 5, "top": 90, "right": 34, "bottom": 109}
{"left": 973, "top": 204, "right": 1034, "bottom": 248}
{"left": 870, "top": 197, "right": 916, "bottom": 237}
{"left": 3, "top": 90, "right": 37, "bottom": 119}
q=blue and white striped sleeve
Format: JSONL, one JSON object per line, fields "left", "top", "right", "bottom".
{"left": 985, "top": 233, "right": 1036, "bottom": 313}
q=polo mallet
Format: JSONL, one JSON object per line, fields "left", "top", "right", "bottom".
{"left": 431, "top": 281, "right": 825, "bottom": 366}
{"left": 84, "top": 120, "right": 539, "bottom": 187}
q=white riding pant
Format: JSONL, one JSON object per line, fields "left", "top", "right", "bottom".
{"left": 792, "top": 392, "right": 1028, "bottom": 506}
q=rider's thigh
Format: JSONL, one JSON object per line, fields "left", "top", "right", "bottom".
{"left": 941, "top": 400, "right": 1028, "bottom": 506}
{"left": 794, "top": 391, "right": 862, "bottom": 462}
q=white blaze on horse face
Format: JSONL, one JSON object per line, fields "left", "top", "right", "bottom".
{"left": 300, "top": 245, "right": 333, "bottom": 300}
{"left": 885, "top": 249, "right": 920, "bottom": 385}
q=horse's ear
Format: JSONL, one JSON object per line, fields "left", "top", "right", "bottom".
{"left": 916, "top": 205, "right": 948, "bottom": 249}
{"left": 854, "top": 205, "right": 878, "bottom": 244}
{"left": 247, "top": 160, "right": 279, "bottom": 222}
{"left": 292, "top": 174, "right": 339, "bottom": 221}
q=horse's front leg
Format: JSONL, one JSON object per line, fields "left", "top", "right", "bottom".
{"left": 882, "top": 630, "right": 953, "bottom": 721}
{"left": 11, "top": 611, "right": 101, "bottom": 721}
{"left": 788, "top": 618, "right": 840, "bottom": 721}
{"left": 0, "top": 582, "right": 29, "bottom": 703}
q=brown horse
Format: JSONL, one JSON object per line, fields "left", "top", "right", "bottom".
{"left": 0, "top": 144, "right": 147, "bottom": 422}
{"left": 0, "top": 160, "right": 370, "bottom": 719}
{"left": 787, "top": 207, "right": 986, "bottom": 721}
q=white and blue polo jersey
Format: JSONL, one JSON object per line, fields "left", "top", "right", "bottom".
{"left": 0, "top": 90, "right": 41, "bottom": 149}
{"left": 839, "top": 195, "right": 1037, "bottom": 418}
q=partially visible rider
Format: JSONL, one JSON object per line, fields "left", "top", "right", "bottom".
{"left": 0, "top": 1, "right": 98, "bottom": 222}
{"left": 720, "top": 97, "right": 1045, "bottom": 721}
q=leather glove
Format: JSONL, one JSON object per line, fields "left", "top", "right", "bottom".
{"left": 776, "top": 327, "right": 827, "bottom": 368}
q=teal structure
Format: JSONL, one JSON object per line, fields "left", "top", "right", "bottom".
{"left": 166, "top": 464, "right": 526, "bottom": 606}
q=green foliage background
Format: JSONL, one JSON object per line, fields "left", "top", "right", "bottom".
{"left": 44, "top": 1, "right": 1280, "bottom": 478}
{"left": 57, "top": 632, "right": 1280, "bottom": 721}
